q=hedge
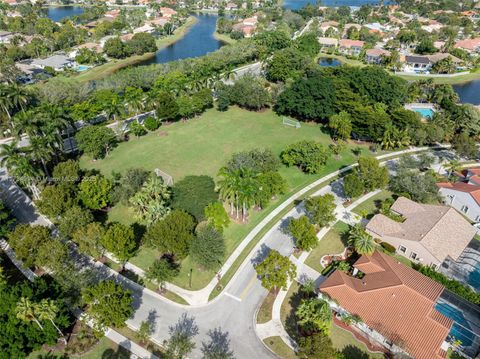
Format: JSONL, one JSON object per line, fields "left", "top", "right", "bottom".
{"left": 417, "top": 266, "right": 479, "bottom": 305}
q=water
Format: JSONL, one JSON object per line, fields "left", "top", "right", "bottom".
{"left": 453, "top": 80, "right": 480, "bottom": 105}
{"left": 435, "top": 301, "right": 475, "bottom": 347}
{"left": 318, "top": 57, "right": 342, "bottom": 67}
{"left": 140, "top": 14, "right": 223, "bottom": 66}
{"left": 283, "top": 0, "right": 383, "bottom": 10}
{"left": 46, "top": 6, "right": 84, "bottom": 22}
{"left": 411, "top": 107, "right": 434, "bottom": 119}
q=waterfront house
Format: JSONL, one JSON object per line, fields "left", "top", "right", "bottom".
{"left": 318, "top": 37, "right": 338, "bottom": 50}
{"left": 31, "top": 54, "right": 73, "bottom": 71}
{"left": 365, "top": 48, "right": 390, "bottom": 64}
{"left": 365, "top": 197, "right": 476, "bottom": 268}
{"left": 338, "top": 39, "right": 365, "bottom": 56}
{"left": 319, "top": 251, "right": 452, "bottom": 359}
{"left": 403, "top": 53, "right": 461, "bottom": 73}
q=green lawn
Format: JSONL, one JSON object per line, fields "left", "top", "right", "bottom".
{"left": 351, "top": 190, "right": 394, "bottom": 219}
{"left": 330, "top": 324, "right": 385, "bottom": 359}
{"left": 305, "top": 221, "right": 350, "bottom": 273}
{"left": 263, "top": 336, "right": 298, "bottom": 359}
{"left": 257, "top": 291, "right": 276, "bottom": 324}
{"left": 81, "top": 107, "right": 374, "bottom": 290}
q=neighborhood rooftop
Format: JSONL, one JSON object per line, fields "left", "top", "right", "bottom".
{"left": 320, "top": 251, "right": 452, "bottom": 359}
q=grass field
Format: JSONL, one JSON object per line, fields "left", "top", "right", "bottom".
{"left": 82, "top": 107, "right": 374, "bottom": 289}
{"left": 352, "top": 190, "right": 394, "bottom": 219}
{"left": 305, "top": 221, "right": 350, "bottom": 273}
{"left": 263, "top": 336, "right": 298, "bottom": 359}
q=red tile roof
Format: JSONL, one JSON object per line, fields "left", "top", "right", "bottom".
{"left": 320, "top": 251, "right": 452, "bottom": 359}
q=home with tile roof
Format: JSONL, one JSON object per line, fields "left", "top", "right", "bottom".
{"left": 338, "top": 39, "right": 365, "bottom": 56}
{"left": 319, "top": 251, "right": 452, "bottom": 359}
{"left": 454, "top": 37, "right": 480, "bottom": 54}
{"left": 437, "top": 168, "right": 480, "bottom": 223}
{"left": 365, "top": 197, "right": 476, "bottom": 268}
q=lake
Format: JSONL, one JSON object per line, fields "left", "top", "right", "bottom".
{"left": 46, "top": 6, "right": 84, "bottom": 22}
{"left": 140, "top": 14, "right": 223, "bottom": 66}
{"left": 283, "top": 0, "right": 383, "bottom": 10}
{"left": 318, "top": 57, "right": 342, "bottom": 67}
{"left": 453, "top": 80, "right": 480, "bottom": 105}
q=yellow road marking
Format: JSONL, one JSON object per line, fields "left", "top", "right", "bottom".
{"left": 240, "top": 274, "right": 258, "bottom": 300}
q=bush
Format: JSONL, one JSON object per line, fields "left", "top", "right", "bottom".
{"left": 417, "top": 266, "right": 480, "bottom": 305}
{"left": 144, "top": 116, "right": 160, "bottom": 131}
{"left": 380, "top": 242, "right": 395, "bottom": 253}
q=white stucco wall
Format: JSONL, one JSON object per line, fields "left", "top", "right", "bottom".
{"left": 439, "top": 188, "right": 480, "bottom": 223}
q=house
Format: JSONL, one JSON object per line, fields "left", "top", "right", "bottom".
{"left": 232, "top": 16, "right": 258, "bottom": 38}
{"left": 421, "top": 20, "right": 443, "bottom": 33}
{"left": 403, "top": 53, "right": 462, "bottom": 73}
{"left": 319, "top": 251, "right": 452, "bottom": 359}
{"left": 319, "top": 21, "right": 339, "bottom": 33}
{"left": 366, "top": 197, "right": 476, "bottom": 267}
{"left": 68, "top": 42, "right": 102, "bottom": 59}
{"left": 160, "top": 7, "right": 177, "bottom": 18}
{"left": 149, "top": 17, "right": 169, "bottom": 27}
{"left": 104, "top": 9, "right": 121, "bottom": 19}
{"left": 31, "top": 54, "right": 73, "bottom": 71}
{"left": 437, "top": 168, "right": 480, "bottom": 222}
{"left": 318, "top": 37, "right": 338, "bottom": 49}
{"left": 338, "top": 39, "right": 365, "bottom": 56}
{"left": 365, "top": 48, "right": 390, "bottom": 64}
{"left": 133, "top": 24, "right": 155, "bottom": 33}
{"left": 454, "top": 38, "right": 480, "bottom": 54}
{"left": 0, "top": 30, "right": 13, "bottom": 44}
{"left": 225, "top": 2, "right": 238, "bottom": 10}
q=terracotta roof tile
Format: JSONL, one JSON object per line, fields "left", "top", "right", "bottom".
{"left": 320, "top": 251, "right": 452, "bottom": 359}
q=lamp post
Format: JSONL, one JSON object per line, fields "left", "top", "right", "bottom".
{"left": 189, "top": 268, "right": 193, "bottom": 288}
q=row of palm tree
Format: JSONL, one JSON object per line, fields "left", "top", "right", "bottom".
{"left": 217, "top": 167, "right": 259, "bottom": 222}
{"left": 15, "top": 297, "right": 66, "bottom": 343}
{"left": 0, "top": 83, "right": 30, "bottom": 126}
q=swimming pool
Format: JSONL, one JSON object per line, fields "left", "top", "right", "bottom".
{"left": 435, "top": 301, "right": 474, "bottom": 347}
{"left": 412, "top": 107, "right": 434, "bottom": 119}
{"left": 75, "top": 65, "right": 90, "bottom": 72}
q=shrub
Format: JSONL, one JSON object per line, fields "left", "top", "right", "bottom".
{"left": 417, "top": 266, "right": 480, "bottom": 305}
{"left": 144, "top": 116, "right": 160, "bottom": 131}
{"left": 380, "top": 242, "right": 395, "bottom": 253}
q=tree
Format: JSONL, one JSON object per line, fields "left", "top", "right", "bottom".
{"left": 190, "top": 223, "right": 225, "bottom": 270}
{"left": 75, "top": 126, "right": 117, "bottom": 159}
{"left": 415, "top": 38, "right": 437, "bottom": 55}
{"left": 201, "top": 327, "right": 235, "bottom": 359}
{"left": 129, "top": 176, "right": 171, "bottom": 225}
{"left": 389, "top": 168, "right": 440, "bottom": 203}
{"left": 129, "top": 121, "right": 147, "bottom": 138}
{"left": 155, "top": 91, "right": 179, "bottom": 121}
{"left": 73, "top": 222, "right": 105, "bottom": 259}
{"left": 127, "top": 33, "right": 157, "bottom": 55}
{"left": 36, "top": 184, "right": 75, "bottom": 219}
{"left": 104, "top": 37, "right": 128, "bottom": 59}
{"left": 16, "top": 297, "right": 43, "bottom": 330}
{"left": 255, "top": 250, "right": 296, "bottom": 293}
{"left": 143, "top": 210, "right": 196, "bottom": 259}
{"left": 0, "top": 200, "right": 15, "bottom": 237}
{"left": 8, "top": 225, "right": 51, "bottom": 268}
{"left": 255, "top": 171, "right": 287, "bottom": 208}
{"left": 452, "top": 132, "right": 478, "bottom": 159}
{"left": 296, "top": 298, "right": 332, "bottom": 334}
{"left": 82, "top": 281, "right": 133, "bottom": 330}
{"left": 328, "top": 111, "right": 352, "bottom": 140}
{"left": 101, "top": 223, "right": 137, "bottom": 269}
{"left": 111, "top": 168, "right": 149, "bottom": 204}
{"left": 164, "top": 313, "right": 198, "bottom": 359}
{"left": 288, "top": 215, "right": 318, "bottom": 251}
{"left": 146, "top": 257, "right": 179, "bottom": 291}
{"left": 298, "top": 332, "right": 336, "bottom": 359}
{"left": 265, "top": 47, "right": 310, "bottom": 83}
{"left": 217, "top": 75, "right": 271, "bottom": 111}
{"left": 58, "top": 206, "right": 93, "bottom": 239}
{"left": 294, "top": 32, "right": 320, "bottom": 57}
{"left": 36, "top": 238, "right": 70, "bottom": 273}
{"left": 452, "top": 104, "right": 480, "bottom": 136}
{"left": 35, "top": 299, "right": 65, "bottom": 342}
{"left": 52, "top": 159, "right": 80, "bottom": 185}
{"left": 356, "top": 156, "right": 389, "bottom": 191}
{"left": 348, "top": 224, "right": 376, "bottom": 255}
{"left": 136, "top": 320, "right": 153, "bottom": 345}
{"left": 305, "top": 194, "right": 336, "bottom": 227}
{"left": 78, "top": 175, "right": 113, "bottom": 210}
{"left": 172, "top": 176, "right": 218, "bottom": 222}
{"left": 204, "top": 202, "right": 230, "bottom": 232}
{"left": 343, "top": 172, "right": 364, "bottom": 198}
{"left": 281, "top": 141, "right": 331, "bottom": 174}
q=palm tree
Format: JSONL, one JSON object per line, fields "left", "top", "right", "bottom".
{"left": 27, "top": 137, "right": 54, "bottom": 178}
{"left": 296, "top": 298, "right": 332, "bottom": 334}
{"left": 35, "top": 299, "right": 66, "bottom": 343}
{"left": 12, "top": 110, "right": 42, "bottom": 138}
{"left": 16, "top": 297, "right": 43, "bottom": 330}
{"left": 104, "top": 96, "right": 124, "bottom": 123}
{"left": 445, "top": 159, "right": 461, "bottom": 179}
{"left": 125, "top": 88, "right": 144, "bottom": 116}
{"left": 0, "top": 84, "right": 29, "bottom": 126}
{"left": 0, "top": 141, "right": 22, "bottom": 170}
{"left": 238, "top": 168, "right": 258, "bottom": 222}
{"left": 217, "top": 167, "right": 240, "bottom": 217}
{"left": 348, "top": 224, "right": 376, "bottom": 255}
